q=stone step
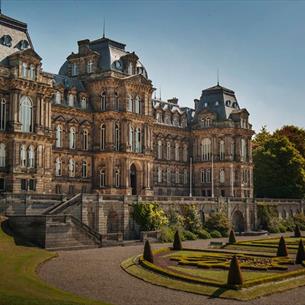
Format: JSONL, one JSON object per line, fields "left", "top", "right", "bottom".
{"left": 46, "top": 244, "right": 99, "bottom": 251}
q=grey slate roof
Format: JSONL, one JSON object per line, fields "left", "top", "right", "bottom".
{"left": 52, "top": 74, "right": 85, "bottom": 91}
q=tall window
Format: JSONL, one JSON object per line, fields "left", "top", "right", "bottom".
{"left": 129, "top": 126, "right": 134, "bottom": 151}
{"left": 20, "top": 145, "right": 27, "bottom": 167}
{"left": 231, "top": 140, "right": 235, "bottom": 159}
{"left": 220, "top": 168, "right": 225, "bottom": 183}
{"left": 68, "top": 159, "right": 75, "bottom": 177}
{"left": 68, "top": 94, "right": 74, "bottom": 107}
{"left": 29, "top": 65, "right": 35, "bottom": 80}
{"left": 100, "top": 169, "right": 105, "bottom": 187}
{"left": 69, "top": 127, "right": 76, "bottom": 149}
{"left": 82, "top": 129, "right": 89, "bottom": 150}
{"left": 135, "top": 128, "right": 141, "bottom": 152}
{"left": 167, "top": 168, "right": 171, "bottom": 185}
{"left": 114, "top": 92, "right": 119, "bottom": 111}
{"left": 21, "top": 63, "right": 27, "bottom": 78}
{"left": 175, "top": 143, "right": 179, "bottom": 161}
{"left": 157, "top": 167, "right": 162, "bottom": 183}
{"left": 115, "top": 124, "right": 120, "bottom": 151}
{"left": 55, "top": 91, "right": 61, "bottom": 104}
{"left": 82, "top": 160, "right": 87, "bottom": 178}
{"left": 128, "top": 95, "right": 132, "bottom": 112}
{"left": 157, "top": 140, "right": 162, "bottom": 159}
{"left": 166, "top": 142, "right": 171, "bottom": 160}
{"left": 202, "top": 138, "right": 211, "bottom": 161}
{"left": 183, "top": 144, "right": 188, "bottom": 162}
{"left": 115, "top": 169, "right": 120, "bottom": 188}
{"left": 219, "top": 140, "right": 225, "bottom": 161}
{"left": 100, "top": 124, "right": 105, "bottom": 150}
{"left": 205, "top": 169, "right": 211, "bottom": 183}
{"left": 28, "top": 146, "right": 35, "bottom": 168}
{"left": 81, "top": 97, "right": 87, "bottom": 109}
{"left": 101, "top": 92, "right": 106, "bottom": 111}
{"left": 71, "top": 63, "right": 78, "bottom": 76}
{"left": 0, "top": 143, "right": 5, "bottom": 167}
{"left": 0, "top": 98, "right": 6, "bottom": 130}
{"left": 135, "top": 96, "right": 140, "bottom": 114}
{"left": 183, "top": 169, "right": 188, "bottom": 184}
{"left": 175, "top": 170, "right": 179, "bottom": 184}
{"left": 55, "top": 125, "right": 62, "bottom": 148}
{"left": 20, "top": 96, "right": 33, "bottom": 132}
{"left": 241, "top": 138, "right": 247, "bottom": 162}
{"left": 55, "top": 158, "right": 62, "bottom": 176}
{"left": 87, "top": 60, "right": 93, "bottom": 73}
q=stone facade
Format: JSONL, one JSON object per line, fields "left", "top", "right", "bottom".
{"left": 0, "top": 12, "right": 254, "bottom": 199}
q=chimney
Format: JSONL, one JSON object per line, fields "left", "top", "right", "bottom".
{"left": 194, "top": 99, "right": 199, "bottom": 110}
{"left": 78, "top": 39, "right": 90, "bottom": 55}
{"left": 167, "top": 97, "right": 178, "bottom": 104}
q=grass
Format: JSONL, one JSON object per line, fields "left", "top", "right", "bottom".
{"left": 0, "top": 219, "right": 110, "bottom": 305}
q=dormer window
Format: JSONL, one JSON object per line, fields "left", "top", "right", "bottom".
{"left": 21, "top": 63, "right": 27, "bottom": 78}
{"left": 1, "top": 35, "right": 12, "bottom": 47}
{"left": 71, "top": 63, "right": 79, "bottom": 76}
{"left": 226, "top": 100, "right": 231, "bottom": 107}
{"left": 87, "top": 60, "right": 93, "bottom": 73}
{"left": 29, "top": 65, "right": 35, "bottom": 80}
{"left": 19, "top": 40, "right": 29, "bottom": 50}
{"left": 81, "top": 97, "right": 87, "bottom": 109}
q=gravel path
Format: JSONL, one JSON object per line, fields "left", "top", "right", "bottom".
{"left": 38, "top": 235, "right": 305, "bottom": 305}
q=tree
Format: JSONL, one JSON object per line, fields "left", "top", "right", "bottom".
{"left": 228, "top": 229, "right": 236, "bottom": 244}
{"left": 252, "top": 125, "right": 271, "bottom": 150}
{"left": 294, "top": 224, "right": 302, "bottom": 238}
{"left": 205, "top": 212, "right": 230, "bottom": 237}
{"left": 173, "top": 230, "right": 182, "bottom": 250}
{"left": 277, "top": 236, "right": 288, "bottom": 257}
{"left": 227, "top": 255, "right": 243, "bottom": 287}
{"left": 180, "top": 204, "right": 201, "bottom": 233}
{"left": 143, "top": 240, "right": 154, "bottom": 263}
{"left": 296, "top": 239, "right": 305, "bottom": 264}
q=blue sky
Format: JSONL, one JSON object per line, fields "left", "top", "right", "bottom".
{"left": 5, "top": 0, "right": 305, "bottom": 132}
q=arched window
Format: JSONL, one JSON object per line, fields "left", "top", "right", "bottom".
{"left": 81, "top": 97, "right": 87, "bottom": 109}
{"left": 183, "top": 144, "right": 188, "bottom": 162}
{"left": 0, "top": 98, "right": 6, "bottom": 130}
{"left": 28, "top": 146, "right": 35, "bottom": 168}
{"left": 115, "top": 169, "right": 120, "bottom": 188}
{"left": 157, "top": 140, "right": 162, "bottom": 159}
{"left": 135, "top": 96, "right": 140, "bottom": 114}
{"left": 29, "top": 65, "right": 35, "bottom": 80}
{"left": 55, "top": 125, "right": 62, "bottom": 148}
{"left": 175, "top": 143, "right": 179, "bottom": 161}
{"left": 241, "top": 138, "right": 247, "bottom": 161}
{"left": 55, "top": 158, "right": 62, "bottom": 176}
{"left": 69, "top": 127, "right": 76, "bottom": 149}
{"left": 20, "top": 145, "right": 27, "bottom": 167}
{"left": 115, "top": 124, "right": 120, "bottom": 151}
{"left": 100, "top": 169, "right": 105, "bottom": 187}
{"left": 87, "top": 60, "right": 93, "bottom": 73}
{"left": 101, "top": 92, "right": 106, "bottom": 111}
{"left": 55, "top": 91, "right": 61, "bottom": 104}
{"left": 68, "top": 94, "right": 74, "bottom": 107}
{"left": 136, "top": 128, "right": 141, "bottom": 152}
{"left": 157, "top": 167, "right": 162, "bottom": 183}
{"left": 114, "top": 92, "right": 119, "bottom": 111}
{"left": 20, "top": 96, "right": 33, "bottom": 132}
{"left": 166, "top": 142, "right": 171, "bottom": 160}
{"left": 82, "top": 160, "right": 87, "bottom": 178}
{"left": 202, "top": 138, "right": 211, "bottom": 161}
{"left": 128, "top": 95, "right": 132, "bottom": 112}
{"left": 219, "top": 140, "right": 225, "bottom": 161}
{"left": 220, "top": 168, "right": 225, "bottom": 183}
{"left": 21, "top": 63, "right": 27, "bottom": 78}
{"left": 68, "top": 159, "right": 75, "bottom": 177}
{"left": 82, "top": 129, "right": 89, "bottom": 150}
{"left": 0, "top": 143, "right": 5, "bottom": 167}
{"left": 100, "top": 124, "right": 105, "bottom": 150}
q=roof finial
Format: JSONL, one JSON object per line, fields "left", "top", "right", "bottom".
{"left": 159, "top": 85, "right": 162, "bottom": 100}
{"left": 217, "top": 68, "right": 220, "bottom": 86}
{"left": 103, "top": 17, "right": 106, "bottom": 38}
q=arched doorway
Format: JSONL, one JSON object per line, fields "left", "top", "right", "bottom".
{"left": 130, "top": 164, "right": 137, "bottom": 195}
{"left": 232, "top": 210, "right": 245, "bottom": 233}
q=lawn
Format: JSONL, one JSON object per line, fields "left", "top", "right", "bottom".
{"left": 0, "top": 219, "right": 110, "bottom": 305}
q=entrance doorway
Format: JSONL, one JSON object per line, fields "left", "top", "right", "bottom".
{"left": 130, "top": 164, "right": 137, "bottom": 195}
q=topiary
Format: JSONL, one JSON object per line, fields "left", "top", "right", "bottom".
{"left": 277, "top": 236, "right": 288, "bottom": 257}
{"left": 295, "top": 239, "right": 305, "bottom": 264}
{"left": 227, "top": 255, "right": 243, "bottom": 287}
{"left": 143, "top": 239, "right": 154, "bottom": 263}
{"left": 196, "top": 229, "right": 211, "bottom": 239}
{"left": 228, "top": 229, "right": 236, "bottom": 244}
{"left": 173, "top": 230, "right": 182, "bottom": 250}
{"left": 294, "top": 224, "right": 302, "bottom": 238}
{"left": 210, "top": 230, "right": 222, "bottom": 238}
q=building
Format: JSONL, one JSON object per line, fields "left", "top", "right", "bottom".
{"left": 0, "top": 12, "right": 254, "bottom": 199}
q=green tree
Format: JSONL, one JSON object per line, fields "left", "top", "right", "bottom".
{"left": 180, "top": 204, "right": 201, "bottom": 233}
{"left": 205, "top": 212, "right": 230, "bottom": 236}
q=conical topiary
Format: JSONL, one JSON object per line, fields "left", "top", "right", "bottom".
{"left": 296, "top": 239, "right": 305, "bottom": 264}
{"left": 143, "top": 239, "right": 154, "bottom": 263}
{"left": 227, "top": 255, "right": 243, "bottom": 287}
{"left": 277, "top": 236, "right": 288, "bottom": 257}
{"left": 173, "top": 230, "right": 182, "bottom": 250}
{"left": 294, "top": 225, "right": 302, "bottom": 238}
{"left": 228, "top": 229, "right": 236, "bottom": 244}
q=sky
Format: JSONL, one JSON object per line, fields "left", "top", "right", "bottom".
{"left": 5, "top": 0, "right": 305, "bottom": 132}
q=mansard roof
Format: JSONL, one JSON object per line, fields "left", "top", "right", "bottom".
{"left": 52, "top": 74, "right": 85, "bottom": 91}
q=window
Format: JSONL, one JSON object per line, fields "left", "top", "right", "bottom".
{"left": 20, "top": 96, "right": 33, "bottom": 132}
{"left": 0, "top": 98, "right": 6, "bottom": 130}
{"left": 201, "top": 169, "right": 211, "bottom": 183}
{"left": 101, "top": 92, "right": 106, "bottom": 111}
{"left": 219, "top": 140, "right": 225, "bottom": 161}
{"left": 175, "top": 170, "right": 179, "bottom": 184}
{"left": 157, "top": 140, "right": 162, "bottom": 159}
{"left": 175, "top": 143, "right": 179, "bottom": 161}
{"left": 166, "top": 142, "right": 171, "bottom": 160}
{"left": 2, "top": 35, "right": 12, "bottom": 47}
{"left": 157, "top": 167, "right": 162, "bottom": 183}
{"left": 0, "top": 143, "right": 5, "bottom": 167}
{"left": 68, "top": 94, "right": 74, "bottom": 107}
{"left": 220, "top": 168, "right": 225, "bottom": 183}
{"left": 81, "top": 97, "right": 87, "bottom": 109}
{"left": 183, "top": 144, "right": 188, "bottom": 162}
{"left": 28, "top": 146, "right": 35, "bottom": 168}
{"left": 19, "top": 40, "right": 29, "bottom": 50}
{"left": 68, "top": 159, "right": 75, "bottom": 177}
{"left": 29, "top": 65, "right": 35, "bottom": 80}
{"left": 29, "top": 179, "right": 36, "bottom": 191}
{"left": 115, "top": 124, "right": 120, "bottom": 151}
{"left": 129, "top": 126, "right": 134, "bottom": 151}
{"left": 87, "top": 60, "right": 93, "bottom": 73}
{"left": 21, "top": 179, "right": 27, "bottom": 191}
{"left": 231, "top": 140, "right": 235, "bottom": 159}
{"left": 241, "top": 138, "right": 247, "bottom": 161}
{"left": 128, "top": 95, "right": 132, "bottom": 112}
{"left": 71, "top": 63, "right": 79, "bottom": 76}
{"left": 183, "top": 169, "right": 188, "bottom": 184}
{"left": 135, "top": 128, "right": 141, "bottom": 153}
{"left": 100, "top": 124, "right": 105, "bottom": 150}
{"left": 55, "top": 158, "right": 62, "bottom": 176}
{"left": 69, "top": 127, "right": 76, "bottom": 149}
{"left": 135, "top": 96, "right": 140, "bottom": 114}
{"left": 20, "top": 145, "right": 27, "bottom": 167}
{"left": 82, "top": 160, "right": 87, "bottom": 178}
{"left": 100, "top": 169, "right": 105, "bottom": 187}
{"left": 156, "top": 112, "right": 162, "bottom": 123}
{"left": 82, "top": 129, "right": 89, "bottom": 150}
{"left": 0, "top": 178, "right": 5, "bottom": 191}
{"left": 21, "top": 63, "right": 27, "bottom": 78}
{"left": 55, "top": 126, "right": 62, "bottom": 148}
{"left": 202, "top": 138, "right": 211, "bottom": 161}
{"left": 115, "top": 169, "right": 120, "bottom": 188}
{"left": 114, "top": 92, "right": 119, "bottom": 111}
{"left": 167, "top": 168, "right": 171, "bottom": 185}
{"left": 55, "top": 91, "right": 61, "bottom": 104}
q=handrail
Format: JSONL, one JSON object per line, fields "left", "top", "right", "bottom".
{"left": 44, "top": 193, "right": 82, "bottom": 215}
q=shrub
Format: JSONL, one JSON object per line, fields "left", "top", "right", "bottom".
{"left": 182, "top": 230, "right": 197, "bottom": 240}
{"left": 173, "top": 230, "right": 182, "bottom": 250}
{"left": 282, "top": 217, "right": 295, "bottom": 232}
{"left": 227, "top": 255, "right": 243, "bottom": 287}
{"left": 294, "top": 224, "right": 302, "bottom": 237}
{"left": 180, "top": 204, "right": 201, "bottom": 233}
{"left": 133, "top": 202, "right": 168, "bottom": 231}
{"left": 159, "top": 226, "right": 175, "bottom": 243}
{"left": 210, "top": 230, "right": 222, "bottom": 238}
{"left": 296, "top": 239, "right": 305, "bottom": 264}
{"left": 196, "top": 229, "right": 211, "bottom": 239}
{"left": 278, "top": 223, "right": 287, "bottom": 233}
{"left": 294, "top": 213, "right": 305, "bottom": 231}
{"left": 277, "top": 236, "right": 288, "bottom": 257}
{"left": 205, "top": 212, "right": 230, "bottom": 236}
{"left": 167, "top": 207, "right": 185, "bottom": 228}
{"left": 228, "top": 229, "right": 236, "bottom": 244}
{"left": 143, "top": 240, "right": 154, "bottom": 263}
